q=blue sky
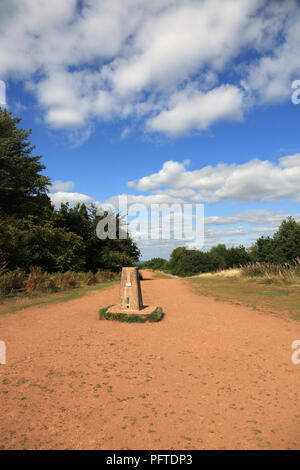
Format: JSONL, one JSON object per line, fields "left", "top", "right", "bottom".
{"left": 1, "top": 0, "right": 300, "bottom": 259}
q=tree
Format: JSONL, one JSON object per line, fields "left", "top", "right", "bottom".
{"left": 168, "top": 247, "right": 212, "bottom": 277}
{"left": 0, "top": 217, "right": 85, "bottom": 272}
{"left": 251, "top": 217, "right": 300, "bottom": 263}
{"left": 0, "top": 108, "right": 52, "bottom": 219}
{"left": 226, "top": 245, "right": 251, "bottom": 267}
{"left": 272, "top": 217, "right": 300, "bottom": 263}
{"left": 251, "top": 236, "right": 274, "bottom": 262}
{"left": 209, "top": 244, "right": 228, "bottom": 270}
{"left": 140, "top": 257, "right": 169, "bottom": 271}
{"left": 52, "top": 202, "right": 140, "bottom": 272}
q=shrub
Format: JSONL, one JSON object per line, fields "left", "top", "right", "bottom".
{"left": 96, "top": 269, "right": 119, "bottom": 282}
{"left": 0, "top": 269, "right": 26, "bottom": 295}
{"left": 0, "top": 266, "right": 119, "bottom": 297}
{"left": 148, "top": 307, "right": 164, "bottom": 322}
{"left": 25, "top": 266, "right": 55, "bottom": 293}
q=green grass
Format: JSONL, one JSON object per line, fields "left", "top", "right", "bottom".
{"left": 188, "top": 276, "right": 300, "bottom": 320}
{"left": 256, "top": 290, "right": 288, "bottom": 296}
{"left": 99, "top": 305, "right": 164, "bottom": 323}
{"left": 153, "top": 272, "right": 173, "bottom": 279}
{"left": 0, "top": 280, "right": 119, "bottom": 315}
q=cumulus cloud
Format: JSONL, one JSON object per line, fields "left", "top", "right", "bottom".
{"left": 110, "top": 0, "right": 261, "bottom": 95}
{"left": 49, "top": 191, "right": 97, "bottom": 207}
{"left": 146, "top": 85, "right": 244, "bottom": 136}
{"left": 205, "top": 209, "right": 300, "bottom": 227}
{"left": 49, "top": 180, "right": 75, "bottom": 192}
{"left": 104, "top": 192, "right": 185, "bottom": 209}
{"left": 0, "top": 0, "right": 299, "bottom": 138}
{"left": 129, "top": 154, "right": 300, "bottom": 203}
{"left": 242, "top": 3, "right": 300, "bottom": 103}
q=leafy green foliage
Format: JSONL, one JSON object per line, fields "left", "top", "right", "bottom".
{"left": 52, "top": 203, "right": 140, "bottom": 272}
{"left": 251, "top": 217, "right": 300, "bottom": 263}
{"left": 0, "top": 108, "right": 52, "bottom": 219}
{"left": 139, "top": 257, "right": 169, "bottom": 271}
{"left": 0, "top": 217, "right": 85, "bottom": 272}
{"left": 166, "top": 245, "right": 251, "bottom": 277}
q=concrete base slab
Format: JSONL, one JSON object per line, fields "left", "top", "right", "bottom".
{"left": 107, "top": 305, "right": 158, "bottom": 315}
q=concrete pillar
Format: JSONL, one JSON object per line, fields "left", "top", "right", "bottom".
{"left": 119, "top": 267, "right": 143, "bottom": 311}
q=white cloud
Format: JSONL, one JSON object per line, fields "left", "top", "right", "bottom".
{"left": 104, "top": 192, "right": 185, "bottom": 209}
{"left": 0, "top": 0, "right": 299, "bottom": 138}
{"left": 49, "top": 180, "right": 75, "bottom": 192}
{"left": 146, "top": 85, "right": 244, "bottom": 136}
{"left": 49, "top": 188, "right": 184, "bottom": 210}
{"left": 128, "top": 160, "right": 187, "bottom": 191}
{"left": 49, "top": 191, "right": 96, "bottom": 207}
{"left": 110, "top": 0, "right": 261, "bottom": 95}
{"left": 205, "top": 209, "right": 300, "bottom": 227}
{"left": 242, "top": 4, "right": 300, "bottom": 103}
{"left": 129, "top": 154, "right": 300, "bottom": 203}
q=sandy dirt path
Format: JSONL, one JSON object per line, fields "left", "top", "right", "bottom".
{"left": 0, "top": 271, "right": 299, "bottom": 450}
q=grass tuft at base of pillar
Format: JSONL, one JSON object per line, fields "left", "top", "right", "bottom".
{"left": 99, "top": 305, "right": 164, "bottom": 323}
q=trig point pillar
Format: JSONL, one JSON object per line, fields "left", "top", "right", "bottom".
{"left": 119, "top": 267, "right": 143, "bottom": 311}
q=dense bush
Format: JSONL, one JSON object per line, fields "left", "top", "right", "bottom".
{"left": 0, "top": 218, "right": 86, "bottom": 273}
{"left": 251, "top": 217, "right": 300, "bottom": 264}
{"left": 146, "top": 244, "right": 251, "bottom": 277}
{"left": 139, "top": 257, "right": 169, "bottom": 271}
{"left": 0, "top": 268, "right": 26, "bottom": 295}
{"left": 0, "top": 266, "right": 119, "bottom": 297}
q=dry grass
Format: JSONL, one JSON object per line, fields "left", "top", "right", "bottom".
{"left": 188, "top": 275, "right": 300, "bottom": 321}
{"left": 241, "top": 259, "right": 300, "bottom": 285}
{"left": 192, "top": 260, "right": 300, "bottom": 286}
{"left": 192, "top": 268, "right": 241, "bottom": 279}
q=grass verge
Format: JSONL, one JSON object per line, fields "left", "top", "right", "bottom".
{"left": 0, "top": 280, "right": 119, "bottom": 316}
{"left": 153, "top": 272, "right": 174, "bottom": 279}
{"left": 187, "top": 276, "right": 300, "bottom": 321}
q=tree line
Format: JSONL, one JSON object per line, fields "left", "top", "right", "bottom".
{"left": 0, "top": 108, "right": 140, "bottom": 273}
{"left": 140, "top": 217, "right": 300, "bottom": 277}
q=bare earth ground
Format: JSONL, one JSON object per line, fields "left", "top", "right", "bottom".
{"left": 0, "top": 270, "right": 299, "bottom": 450}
